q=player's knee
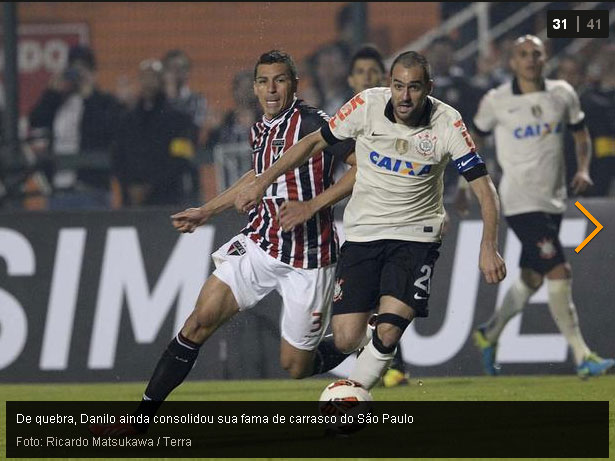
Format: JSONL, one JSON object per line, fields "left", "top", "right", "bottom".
{"left": 547, "top": 262, "right": 572, "bottom": 279}
{"left": 280, "top": 357, "right": 310, "bottom": 379}
{"left": 372, "top": 313, "right": 411, "bottom": 354}
{"left": 521, "top": 270, "right": 543, "bottom": 290}
{"left": 375, "top": 323, "right": 402, "bottom": 350}
{"left": 194, "top": 304, "right": 222, "bottom": 330}
{"left": 333, "top": 332, "right": 364, "bottom": 355}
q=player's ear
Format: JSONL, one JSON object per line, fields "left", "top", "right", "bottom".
{"left": 426, "top": 79, "right": 434, "bottom": 95}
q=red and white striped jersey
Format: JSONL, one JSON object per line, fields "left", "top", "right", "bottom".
{"left": 242, "top": 98, "right": 352, "bottom": 269}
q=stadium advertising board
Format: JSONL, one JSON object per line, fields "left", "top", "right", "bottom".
{"left": 0, "top": 200, "right": 613, "bottom": 382}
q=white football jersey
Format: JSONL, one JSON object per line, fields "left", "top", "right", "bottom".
{"left": 474, "top": 78, "right": 584, "bottom": 216}
{"left": 322, "top": 88, "right": 483, "bottom": 243}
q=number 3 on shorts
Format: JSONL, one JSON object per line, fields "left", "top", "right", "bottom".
{"left": 310, "top": 312, "right": 323, "bottom": 333}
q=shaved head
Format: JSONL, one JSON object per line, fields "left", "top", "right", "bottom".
{"left": 513, "top": 35, "right": 545, "bottom": 51}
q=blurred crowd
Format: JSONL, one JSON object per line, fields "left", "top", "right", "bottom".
{"left": 2, "top": 3, "right": 614, "bottom": 211}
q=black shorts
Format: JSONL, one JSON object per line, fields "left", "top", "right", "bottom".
{"left": 332, "top": 240, "right": 441, "bottom": 318}
{"left": 506, "top": 212, "right": 566, "bottom": 274}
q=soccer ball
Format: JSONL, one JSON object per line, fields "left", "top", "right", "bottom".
{"left": 318, "top": 379, "right": 373, "bottom": 435}
{"left": 319, "top": 379, "right": 373, "bottom": 403}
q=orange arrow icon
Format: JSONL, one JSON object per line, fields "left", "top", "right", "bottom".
{"left": 575, "top": 201, "right": 604, "bottom": 253}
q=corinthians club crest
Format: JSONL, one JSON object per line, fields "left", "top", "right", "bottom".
{"left": 415, "top": 132, "right": 437, "bottom": 158}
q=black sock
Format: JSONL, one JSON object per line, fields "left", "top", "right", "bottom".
{"left": 390, "top": 347, "right": 405, "bottom": 372}
{"left": 311, "top": 335, "right": 349, "bottom": 376}
{"left": 133, "top": 333, "right": 201, "bottom": 431}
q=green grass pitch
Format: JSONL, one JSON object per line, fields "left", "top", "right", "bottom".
{"left": 2, "top": 375, "right": 613, "bottom": 460}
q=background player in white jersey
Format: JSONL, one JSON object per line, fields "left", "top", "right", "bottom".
{"left": 279, "top": 45, "right": 411, "bottom": 388}
{"left": 237, "top": 51, "right": 506, "bottom": 390}
{"left": 468, "top": 35, "right": 614, "bottom": 378}
{"left": 90, "top": 50, "right": 356, "bottom": 436}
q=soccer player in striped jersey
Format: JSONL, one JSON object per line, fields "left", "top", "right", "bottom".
{"left": 90, "top": 50, "right": 356, "bottom": 436}
{"left": 466, "top": 35, "right": 614, "bottom": 378}
{"left": 237, "top": 51, "right": 506, "bottom": 391}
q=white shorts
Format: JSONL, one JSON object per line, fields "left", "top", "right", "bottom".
{"left": 212, "top": 234, "right": 336, "bottom": 350}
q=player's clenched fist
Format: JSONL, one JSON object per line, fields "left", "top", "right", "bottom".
{"left": 279, "top": 201, "right": 316, "bottom": 232}
{"left": 479, "top": 243, "right": 507, "bottom": 284}
{"left": 171, "top": 207, "right": 212, "bottom": 233}
{"left": 235, "top": 180, "right": 265, "bottom": 213}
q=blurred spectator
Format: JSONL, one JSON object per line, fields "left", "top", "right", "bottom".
{"left": 114, "top": 74, "right": 139, "bottom": 111}
{"left": 202, "top": 70, "right": 260, "bottom": 197}
{"left": 28, "top": 45, "right": 121, "bottom": 209}
{"left": 556, "top": 54, "right": 586, "bottom": 93}
{"left": 581, "top": 44, "right": 615, "bottom": 196}
{"left": 113, "top": 59, "right": 198, "bottom": 207}
{"left": 162, "top": 49, "right": 207, "bottom": 133}
{"left": 474, "top": 35, "right": 516, "bottom": 92}
{"left": 347, "top": 44, "right": 387, "bottom": 93}
{"left": 426, "top": 36, "right": 484, "bottom": 197}
{"left": 310, "top": 43, "right": 354, "bottom": 116}
{"left": 163, "top": 50, "right": 208, "bottom": 203}
{"left": 334, "top": 3, "right": 358, "bottom": 56}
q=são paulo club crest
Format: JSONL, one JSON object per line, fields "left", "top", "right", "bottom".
{"left": 537, "top": 237, "right": 556, "bottom": 259}
{"left": 415, "top": 132, "right": 437, "bottom": 158}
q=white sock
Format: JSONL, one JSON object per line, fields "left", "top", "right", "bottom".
{"left": 349, "top": 340, "right": 394, "bottom": 390}
{"left": 484, "top": 278, "right": 536, "bottom": 344}
{"left": 547, "top": 279, "right": 590, "bottom": 365}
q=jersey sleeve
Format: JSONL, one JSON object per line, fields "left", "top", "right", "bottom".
{"left": 562, "top": 82, "right": 585, "bottom": 130}
{"left": 299, "top": 105, "right": 354, "bottom": 163}
{"left": 473, "top": 90, "right": 497, "bottom": 136}
{"left": 320, "top": 91, "right": 367, "bottom": 145}
{"left": 446, "top": 113, "right": 487, "bottom": 182}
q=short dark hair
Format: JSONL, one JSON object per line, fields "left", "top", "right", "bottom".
{"left": 254, "top": 50, "right": 298, "bottom": 84}
{"left": 68, "top": 45, "right": 96, "bottom": 70}
{"left": 349, "top": 45, "right": 386, "bottom": 74}
{"left": 390, "top": 51, "right": 431, "bottom": 83}
{"left": 162, "top": 49, "right": 191, "bottom": 69}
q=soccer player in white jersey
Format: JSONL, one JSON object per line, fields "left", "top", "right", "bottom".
{"left": 279, "top": 45, "right": 412, "bottom": 388}
{"left": 469, "top": 35, "right": 614, "bottom": 378}
{"left": 237, "top": 51, "right": 506, "bottom": 390}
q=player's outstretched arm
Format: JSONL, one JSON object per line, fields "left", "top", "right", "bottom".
{"left": 571, "top": 126, "right": 593, "bottom": 195}
{"left": 172, "top": 170, "right": 256, "bottom": 233}
{"left": 235, "top": 129, "right": 329, "bottom": 212}
{"left": 469, "top": 175, "right": 506, "bottom": 284}
{"left": 279, "top": 160, "right": 357, "bottom": 231}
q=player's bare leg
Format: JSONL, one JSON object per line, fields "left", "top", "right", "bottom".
{"left": 279, "top": 339, "right": 319, "bottom": 379}
{"left": 331, "top": 312, "right": 373, "bottom": 354}
{"left": 141, "top": 275, "right": 238, "bottom": 403}
{"left": 344, "top": 296, "right": 415, "bottom": 390}
{"left": 181, "top": 275, "right": 240, "bottom": 344}
{"left": 545, "top": 263, "right": 614, "bottom": 376}
{"left": 89, "top": 275, "right": 239, "bottom": 437}
{"left": 474, "top": 268, "right": 540, "bottom": 375}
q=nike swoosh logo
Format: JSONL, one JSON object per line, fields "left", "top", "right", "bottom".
{"left": 414, "top": 293, "right": 427, "bottom": 300}
{"left": 371, "top": 132, "right": 386, "bottom": 136}
{"left": 508, "top": 108, "right": 520, "bottom": 113}
{"left": 460, "top": 159, "right": 473, "bottom": 167}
